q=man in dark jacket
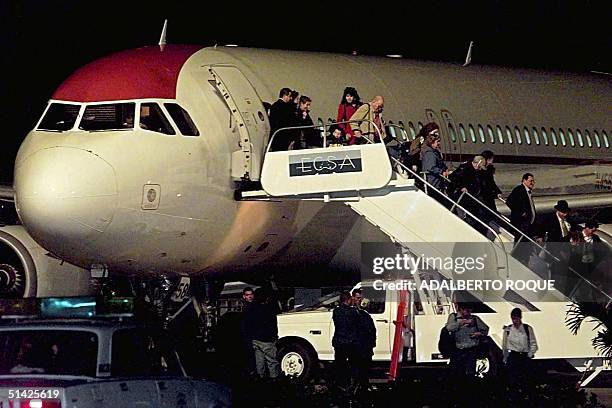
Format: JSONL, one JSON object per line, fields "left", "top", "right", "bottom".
{"left": 352, "top": 289, "right": 376, "bottom": 394}
{"left": 480, "top": 150, "right": 503, "bottom": 214}
{"left": 448, "top": 155, "right": 487, "bottom": 233}
{"left": 506, "top": 173, "right": 536, "bottom": 240}
{"left": 245, "top": 288, "right": 281, "bottom": 380}
{"left": 535, "top": 200, "right": 574, "bottom": 294}
{"left": 268, "top": 87, "right": 296, "bottom": 151}
{"left": 333, "top": 292, "right": 358, "bottom": 391}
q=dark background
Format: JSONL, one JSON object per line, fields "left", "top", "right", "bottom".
{"left": 1, "top": 0, "right": 610, "bottom": 184}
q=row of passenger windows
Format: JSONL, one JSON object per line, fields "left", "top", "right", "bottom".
{"left": 384, "top": 119, "right": 609, "bottom": 149}
{"left": 449, "top": 123, "right": 609, "bottom": 149}
{"left": 38, "top": 101, "right": 200, "bottom": 136}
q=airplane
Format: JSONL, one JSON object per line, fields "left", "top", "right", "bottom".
{"left": 0, "top": 44, "right": 610, "bottom": 299}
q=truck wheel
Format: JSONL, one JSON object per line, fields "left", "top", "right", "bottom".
{"left": 278, "top": 342, "right": 315, "bottom": 382}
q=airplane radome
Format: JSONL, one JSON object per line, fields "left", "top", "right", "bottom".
{"left": 7, "top": 45, "right": 611, "bottom": 288}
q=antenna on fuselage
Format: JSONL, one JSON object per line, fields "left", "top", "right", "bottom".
{"left": 159, "top": 19, "right": 168, "bottom": 51}
{"left": 463, "top": 41, "right": 474, "bottom": 66}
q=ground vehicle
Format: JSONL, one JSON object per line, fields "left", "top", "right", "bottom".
{"left": 0, "top": 298, "right": 231, "bottom": 407}
{"left": 276, "top": 280, "right": 605, "bottom": 381}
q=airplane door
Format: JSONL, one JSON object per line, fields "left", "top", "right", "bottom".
{"left": 440, "top": 109, "right": 462, "bottom": 167}
{"left": 208, "top": 66, "right": 270, "bottom": 181}
{"left": 425, "top": 109, "right": 460, "bottom": 167}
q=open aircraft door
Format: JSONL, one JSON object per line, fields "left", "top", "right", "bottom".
{"left": 425, "top": 109, "right": 461, "bottom": 168}
{"left": 209, "top": 66, "right": 270, "bottom": 181}
{"left": 440, "top": 109, "right": 462, "bottom": 167}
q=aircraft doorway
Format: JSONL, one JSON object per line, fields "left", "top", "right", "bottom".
{"left": 426, "top": 109, "right": 455, "bottom": 166}
{"left": 208, "top": 65, "right": 270, "bottom": 181}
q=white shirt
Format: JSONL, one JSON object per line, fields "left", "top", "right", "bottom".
{"left": 502, "top": 323, "right": 538, "bottom": 361}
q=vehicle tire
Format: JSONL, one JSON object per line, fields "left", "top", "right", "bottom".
{"left": 278, "top": 341, "right": 316, "bottom": 382}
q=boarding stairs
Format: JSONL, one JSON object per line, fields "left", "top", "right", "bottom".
{"left": 243, "top": 122, "right": 609, "bottom": 306}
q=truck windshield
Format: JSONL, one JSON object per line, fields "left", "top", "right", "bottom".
{"left": 0, "top": 330, "right": 98, "bottom": 376}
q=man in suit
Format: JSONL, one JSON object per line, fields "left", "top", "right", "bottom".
{"left": 506, "top": 173, "right": 536, "bottom": 239}
{"left": 505, "top": 173, "right": 536, "bottom": 264}
{"left": 268, "top": 87, "right": 296, "bottom": 151}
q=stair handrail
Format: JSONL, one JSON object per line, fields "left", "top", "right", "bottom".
{"left": 441, "top": 170, "right": 611, "bottom": 302}
{"left": 267, "top": 119, "right": 384, "bottom": 154}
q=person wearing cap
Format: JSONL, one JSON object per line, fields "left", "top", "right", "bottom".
{"left": 536, "top": 200, "right": 575, "bottom": 294}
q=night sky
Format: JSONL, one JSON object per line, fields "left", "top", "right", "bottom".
{"left": 1, "top": 0, "right": 610, "bottom": 184}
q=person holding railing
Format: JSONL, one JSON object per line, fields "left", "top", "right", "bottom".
{"left": 349, "top": 95, "right": 386, "bottom": 144}
{"left": 447, "top": 155, "right": 488, "bottom": 234}
{"left": 480, "top": 150, "right": 503, "bottom": 213}
{"left": 506, "top": 173, "right": 537, "bottom": 264}
{"left": 420, "top": 133, "right": 449, "bottom": 206}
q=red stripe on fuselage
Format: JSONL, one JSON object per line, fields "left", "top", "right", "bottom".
{"left": 52, "top": 45, "right": 202, "bottom": 102}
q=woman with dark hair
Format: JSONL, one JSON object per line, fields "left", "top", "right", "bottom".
{"left": 336, "top": 87, "right": 362, "bottom": 142}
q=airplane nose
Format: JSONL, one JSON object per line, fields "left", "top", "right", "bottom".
{"left": 14, "top": 147, "right": 117, "bottom": 251}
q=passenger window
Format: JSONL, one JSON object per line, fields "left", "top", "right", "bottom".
{"left": 446, "top": 123, "right": 456, "bottom": 143}
{"left": 80, "top": 103, "right": 136, "bottom": 131}
{"left": 585, "top": 129, "right": 592, "bottom": 147}
{"left": 496, "top": 126, "right": 504, "bottom": 144}
{"left": 388, "top": 120, "right": 397, "bottom": 139}
{"left": 532, "top": 127, "right": 540, "bottom": 145}
{"left": 540, "top": 128, "right": 548, "bottom": 145}
{"left": 140, "top": 103, "right": 175, "bottom": 135}
{"left": 523, "top": 127, "right": 531, "bottom": 145}
{"left": 576, "top": 129, "right": 583, "bottom": 147}
{"left": 465, "top": 124, "right": 473, "bottom": 143}
{"left": 417, "top": 122, "right": 424, "bottom": 131}
{"left": 567, "top": 129, "right": 575, "bottom": 146}
{"left": 594, "top": 130, "right": 601, "bottom": 148}
{"left": 474, "top": 125, "right": 486, "bottom": 143}
{"left": 486, "top": 125, "right": 494, "bottom": 143}
{"left": 550, "top": 128, "right": 558, "bottom": 146}
{"left": 164, "top": 103, "right": 200, "bottom": 136}
{"left": 603, "top": 131, "right": 609, "bottom": 148}
{"left": 514, "top": 126, "right": 522, "bottom": 144}
{"left": 458, "top": 123, "right": 466, "bottom": 143}
{"left": 559, "top": 129, "right": 566, "bottom": 146}
{"left": 505, "top": 126, "right": 513, "bottom": 144}
{"left": 408, "top": 122, "right": 416, "bottom": 139}
{"left": 38, "top": 103, "right": 81, "bottom": 131}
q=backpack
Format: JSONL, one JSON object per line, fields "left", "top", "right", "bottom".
{"left": 438, "top": 313, "right": 457, "bottom": 358}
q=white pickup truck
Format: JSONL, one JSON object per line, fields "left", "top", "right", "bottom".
{"left": 276, "top": 280, "right": 605, "bottom": 381}
{"left": 0, "top": 301, "right": 231, "bottom": 407}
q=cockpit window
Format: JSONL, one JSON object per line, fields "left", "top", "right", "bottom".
{"left": 79, "top": 103, "right": 135, "bottom": 131}
{"left": 164, "top": 103, "right": 200, "bottom": 136}
{"left": 38, "top": 103, "right": 81, "bottom": 131}
{"left": 140, "top": 103, "right": 175, "bottom": 135}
